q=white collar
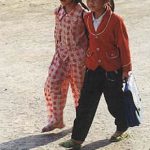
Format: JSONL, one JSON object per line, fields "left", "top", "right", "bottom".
{"left": 92, "top": 11, "right": 106, "bottom": 22}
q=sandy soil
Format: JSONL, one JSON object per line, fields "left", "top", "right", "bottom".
{"left": 0, "top": 0, "right": 150, "bottom": 150}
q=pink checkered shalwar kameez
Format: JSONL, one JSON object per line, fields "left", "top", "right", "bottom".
{"left": 44, "top": 4, "right": 88, "bottom": 126}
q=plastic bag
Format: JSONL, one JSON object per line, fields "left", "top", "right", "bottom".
{"left": 123, "top": 73, "right": 141, "bottom": 127}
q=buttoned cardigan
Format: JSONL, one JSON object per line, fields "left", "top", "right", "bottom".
{"left": 84, "top": 7, "right": 132, "bottom": 72}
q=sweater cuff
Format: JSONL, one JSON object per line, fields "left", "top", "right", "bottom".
{"left": 122, "top": 62, "right": 132, "bottom": 73}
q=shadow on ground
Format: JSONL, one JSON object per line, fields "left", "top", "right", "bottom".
{"left": 67, "top": 139, "right": 111, "bottom": 150}
{"left": 82, "top": 139, "right": 111, "bottom": 150}
{"left": 0, "top": 128, "right": 72, "bottom": 150}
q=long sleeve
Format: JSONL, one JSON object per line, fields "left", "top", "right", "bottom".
{"left": 116, "top": 18, "right": 132, "bottom": 72}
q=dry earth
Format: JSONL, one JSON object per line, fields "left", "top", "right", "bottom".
{"left": 0, "top": 0, "right": 150, "bottom": 150}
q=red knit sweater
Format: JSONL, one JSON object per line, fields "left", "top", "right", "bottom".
{"left": 84, "top": 7, "right": 132, "bottom": 72}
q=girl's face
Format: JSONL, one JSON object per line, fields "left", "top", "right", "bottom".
{"left": 86, "top": 0, "right": 107, "bottom": 12}
{"left": 60, "top": 0, "right": 74, "bottom": 6}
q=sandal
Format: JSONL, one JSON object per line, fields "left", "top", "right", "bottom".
{"left": 59, "top": 139, "right": 81, "bottom": 150}
{"left": 41, "top": 121, "right": 65, "bottom": 133}
{"left": 110, "top": 131, "right": 129, "bottom": 142}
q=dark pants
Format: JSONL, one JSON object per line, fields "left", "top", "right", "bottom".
{"left": 72, "top": 67, "right": 128, "bottom": 141}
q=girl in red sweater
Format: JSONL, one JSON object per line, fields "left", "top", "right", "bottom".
{"left": 59, "top": 0, "right": 131, "bottom": 149}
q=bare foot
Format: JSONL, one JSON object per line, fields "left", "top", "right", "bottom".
{"left": 41, "top": 121, "right": 65, "bottom": 133}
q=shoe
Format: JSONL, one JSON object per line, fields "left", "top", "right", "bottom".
{"left": 109, "top": 131, "right": 129, "bottom": 142}
{"left": 41, "top": 121, "right": 65, "bottom": 133}
{"left": 59, "top": 139, "right": 81, "bottom": 150}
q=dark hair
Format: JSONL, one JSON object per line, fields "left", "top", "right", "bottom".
{"left": 74, "top": 0, "right": 89, "bottom": 10}
{"left": 109, "top": 0, "right": 115, "bottom": 12}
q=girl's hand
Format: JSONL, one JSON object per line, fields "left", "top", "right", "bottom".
{"left": 122, "top": 71, "right": 129, "bottom": 81}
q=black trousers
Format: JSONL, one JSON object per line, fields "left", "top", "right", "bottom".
{"left": 72, "top": 67, "right": 128, "bottom": 141}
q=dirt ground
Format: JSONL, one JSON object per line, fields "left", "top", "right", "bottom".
{"left": 0, "top": 0, "right": 150, "bottom": 150}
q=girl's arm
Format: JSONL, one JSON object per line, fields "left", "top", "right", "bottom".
{"left": 116, "top": 18, "right": 132, "bottom": 79}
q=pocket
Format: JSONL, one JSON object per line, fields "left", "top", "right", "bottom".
{"left": 105, "top": 70, "right": 122, "bottom": 89}
{"left": 106, "top": 71, "right": 118, "bottom": 82}
{"left": 106, "top": 69, "right": 122, "bottom": 81}
{"left": 106, "top": 49, "right": 119, "bottom": 59}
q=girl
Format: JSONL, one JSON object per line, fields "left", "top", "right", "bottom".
{"left": 42, "top": 0, "right": 89, "bottom": 132}
{"left": 59, "top": 0, "right": 132, "bottom": 149}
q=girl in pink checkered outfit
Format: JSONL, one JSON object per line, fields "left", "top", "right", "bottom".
{"left": 42, "top": 0, "right": 89, "bottom": 132}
